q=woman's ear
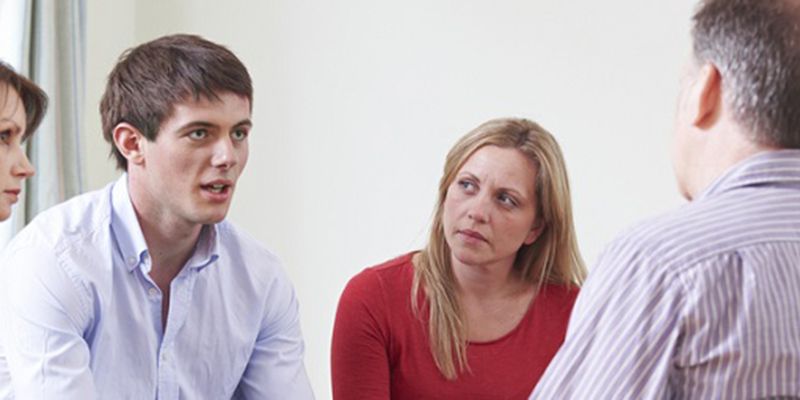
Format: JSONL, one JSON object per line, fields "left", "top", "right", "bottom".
{"left": 524, "top": 223, "right": 545, "bottom": 245}
{"left": 113, "top": 123, "right": 146, "bottom": 167}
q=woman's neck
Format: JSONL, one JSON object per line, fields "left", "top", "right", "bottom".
{"left": 451, "top": 255, "right": 528, "bottom": 301}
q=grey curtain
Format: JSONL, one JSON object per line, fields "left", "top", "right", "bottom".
{"left": 0, "top": 0, "right": 85, "bottom": 250}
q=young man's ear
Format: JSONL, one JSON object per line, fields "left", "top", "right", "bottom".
{"left": 690, "top": 63, "right": 722, "bottom": 129}
{"left": 113, "top": 123, "right": 146, "bottom": 166}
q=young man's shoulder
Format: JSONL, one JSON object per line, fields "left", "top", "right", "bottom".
{"left": 7, "top": 184, "right": 112, "bottom": 255}
{"left": 0, "top": 185, "right": 114, "bottom": 321}
{"left": 211, "top": 220, "right": 295, "bottom": 291}
{"left": 214, "top": 220, "right": 280, "bottom": 264}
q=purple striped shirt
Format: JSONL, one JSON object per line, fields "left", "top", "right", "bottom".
{"left": 531, "top": 150, "right": 800, "bottom": 399}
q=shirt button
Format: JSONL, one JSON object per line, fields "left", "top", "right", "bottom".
{"left": 126, "top": 256, "right": 137, "bottom": 266}
{"left": 148, "top": 288, "right": 159, "bottom": 298}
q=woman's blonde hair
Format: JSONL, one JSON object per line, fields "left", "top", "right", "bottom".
{"left": 412, "top": 117, "right": 586, "bottom": 379}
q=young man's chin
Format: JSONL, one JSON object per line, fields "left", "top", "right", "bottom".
{"left": 200, "top": 211, "right": 230, "bottom": 225}
{"left": 189, "top": 205, "right": 232, "bottom": 225}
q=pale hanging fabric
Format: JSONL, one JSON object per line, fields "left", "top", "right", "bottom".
{"left": 0, "top": 0, "right": 85, "bottom": 251}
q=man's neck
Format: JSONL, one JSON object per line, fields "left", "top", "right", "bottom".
{"left": 125, "top": 174, "right": 204, "bottom": 282}
{"left": 689, "top": 125, "right": 778, "bottom": 200}
{"left": 139, "top": 215, "right": 202, "bottom": 279}
{"left": 130, "top": 203, "right": 202, "bottom": 285}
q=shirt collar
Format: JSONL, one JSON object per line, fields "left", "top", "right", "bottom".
{"left": 187, "top": 224, "right": 220, "bottom": 270}
{"left": 110, "top": 174, "right": 149, "bottom": 272}
{"left": 110, "top": 174, "right": 221, "bottom": 272}
{"left": 697, "top": 149, "right": 800, "bottom": 201}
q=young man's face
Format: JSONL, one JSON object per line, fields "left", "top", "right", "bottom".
{"left": 133, "top": 92, "right": 251, "bottom": 228}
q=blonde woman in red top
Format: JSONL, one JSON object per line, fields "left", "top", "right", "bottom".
{"left": 332, "top": 118, "right": 586, "bottom": 399}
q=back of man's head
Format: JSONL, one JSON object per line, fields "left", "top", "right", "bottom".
{"left": 692, "top": 0, "right": 800, "bottom": 149}
{"left": 100, "top": 34, "right": 253, "bottom": 170}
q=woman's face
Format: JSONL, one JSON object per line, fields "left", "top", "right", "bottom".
{"left": 0, "top": 85, "right": 35, "bottom": 221}
{"left": 442, "top": 145, "right": 542, "bottom": 270}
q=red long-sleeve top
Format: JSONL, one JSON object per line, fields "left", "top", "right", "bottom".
{"left": 331, "top": 252, "right": 578, "bottom": 399}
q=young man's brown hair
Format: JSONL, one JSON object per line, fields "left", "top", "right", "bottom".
{"left": 100, "top": 34, "right": 253, "bottom": 170}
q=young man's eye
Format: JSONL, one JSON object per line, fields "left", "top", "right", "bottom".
{"left": 188, "top": 129, "right": 208, "bottom": 140}
{"left": 231, "top": 129, "right": 248, "bottom": 141}
{"left": 0, "top": 129, "right": 11, "bottom": 144}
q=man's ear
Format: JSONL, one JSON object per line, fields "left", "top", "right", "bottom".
{"left": 690, "top": 63, "right": 722, "bottom": 128}
{"left": 113, "top": 123, "right": 146, "bottom": 166}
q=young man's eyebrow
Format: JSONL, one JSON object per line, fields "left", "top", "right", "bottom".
{"left": 176, "top": 119, "right": 252, "bottom": 131}
{"left": 177, "top": 121, "right": 216, "bottom": 131}
{"left": 233, "top": 119, "right": 252, "bottom": 128}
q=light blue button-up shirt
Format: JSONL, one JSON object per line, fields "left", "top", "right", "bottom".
{"left": 0, "top": 176, "right": 314, "bottom": 399}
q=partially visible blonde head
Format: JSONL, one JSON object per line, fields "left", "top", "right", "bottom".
{"left": 412, "top": 117, "right": 586, "bottom": 379}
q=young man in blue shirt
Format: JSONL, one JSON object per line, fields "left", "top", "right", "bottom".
{"left": 0, "top": 34, "right": 314, "bottom": 399}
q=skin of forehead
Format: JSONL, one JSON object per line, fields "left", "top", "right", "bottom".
{"left": 0, "top": 83, "right": 25, "bottom": 130}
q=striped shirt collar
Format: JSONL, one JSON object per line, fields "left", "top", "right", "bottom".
{"left": 697, "top": 149, "right": 800, "bottom": 201}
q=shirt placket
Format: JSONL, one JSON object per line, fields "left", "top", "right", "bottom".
{"left": 156, "top": 267, "right": 198, "bottom": 399}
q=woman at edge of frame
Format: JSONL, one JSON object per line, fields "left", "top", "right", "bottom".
{"left": 0, "top": 61, "right": 46, "bottom": 223}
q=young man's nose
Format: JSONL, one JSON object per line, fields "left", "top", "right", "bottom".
{"left": 211, "top": 137, "right": 238, "bottom": 169}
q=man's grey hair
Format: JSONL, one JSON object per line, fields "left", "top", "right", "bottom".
{"left": 692, "top": 0, "right": 800, "bottom": 148}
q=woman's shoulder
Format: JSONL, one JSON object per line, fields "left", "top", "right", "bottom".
{"left": 341, "top": 252, "right": 416, "bottom": 301}
{"left": 351, "top": 251, "right": 415, "bottom": 284}
{"left": 536, "top": 282, "right": 580, "bottom": 311}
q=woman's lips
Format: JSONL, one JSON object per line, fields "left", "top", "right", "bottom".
{"left": 3, "top": 189, "right": 21, "bottom": 203}
{"left": 458, "top": 229, "right": 487, "bottom": 242}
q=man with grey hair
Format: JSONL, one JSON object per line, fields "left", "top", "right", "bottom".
{"left": 531, "top": 0, "right": 800, "bottom": 398}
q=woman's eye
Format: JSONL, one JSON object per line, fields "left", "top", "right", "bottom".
{"left": 498, "top": 193, "right": 518, "bottom": 207}
{"left": 231, "top": 129, "right": 248, "bottom": 141}
{"left": 188, "top": 129, "right": 208, "bottom": 140}
{"left": 0, "top": 130, "right": 10, "bottom": 144}
{"left": 458, "top": 180, "right": 476, "bottom": 192}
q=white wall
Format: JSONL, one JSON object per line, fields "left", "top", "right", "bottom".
{"left": 84, "top": 1, "right": 697, "bottom": 398}
{"left": 83, "top": 0, "right": 134, "bottom": 189}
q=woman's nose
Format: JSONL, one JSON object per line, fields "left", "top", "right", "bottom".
{"left": 467, "top": 195, "right": 490, "bottom": 223}
{"left": 11, "top": 146, "right": 35, "bottom": 179}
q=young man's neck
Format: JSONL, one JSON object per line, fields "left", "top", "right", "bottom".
{"left": 126, "top": 179, "right": 204, "bottom": 282}
{"left": 138, "top": 214, "right": 202, "bottom": 276}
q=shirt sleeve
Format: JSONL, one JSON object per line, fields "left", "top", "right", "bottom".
{"left": 0, "top": 242, "right": 96, "bottom": 399}
{"left": 530, "top": 239, "right": 688, "bottom": 399}
{"left": 232, "top": 267, "right": 314, "bottom": 400}
{"left": 330, "top": 270, "right": 391, "bottom": 400}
